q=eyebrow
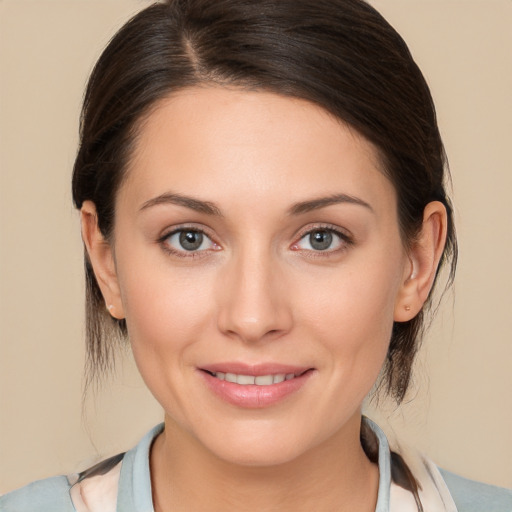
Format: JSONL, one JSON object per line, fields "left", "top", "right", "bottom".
{"left": 139, "top": 191, "right": 373, "bottom": 217}
{"left": 140, "top": 192, "right": 223, "bottom": 216}
{"left": 288, "top": 194, "right": 374, "bottom": 215}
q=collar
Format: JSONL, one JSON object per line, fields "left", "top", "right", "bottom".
{"left": 115, "top": 418, "right": 394, "bottom": 512}
{"left": 71, "top": 418, "right": 456, "bottom": 512}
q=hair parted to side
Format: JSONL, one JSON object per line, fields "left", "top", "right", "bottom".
{"left": 72, "top": 0, "right": 457, "bottom": 402}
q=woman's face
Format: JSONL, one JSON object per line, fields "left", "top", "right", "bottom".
{"left": 111, "top": 87, "right": 410, "bottom": 465}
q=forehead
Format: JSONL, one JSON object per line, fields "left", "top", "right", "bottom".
{"left": 119, "top": 86, "right": 395, "bottom": 214}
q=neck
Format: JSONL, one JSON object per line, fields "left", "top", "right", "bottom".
{"left": 150, "top": 413, "right": 379, "bottom": 512}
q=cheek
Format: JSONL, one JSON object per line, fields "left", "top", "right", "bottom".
{"left": 295, "top": 251, "right": 403, "bottom": 383}
{"left": 116, "top": 260, "right": 221, "bottom": 423}
{"left": 302, "top": 262, "right": 399, "bottom": 335}
{"left": 119, "top": 257, "right": 214, "bottom": 340}
{"left": 115, "top": 251, "right": 218, "bottom": 386}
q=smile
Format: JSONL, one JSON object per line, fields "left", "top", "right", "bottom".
{"left": 201, "top": 367, "right": 314, "bottom": 408}
{"left": 211, "top": 372, "right": 297, "bottom": 386}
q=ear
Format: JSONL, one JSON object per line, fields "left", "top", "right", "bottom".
{"left": 81, "top": 200, "right": 125, "bottom": 320}
{"left": 394, "top": 201, "right": 448, "bottom": 322}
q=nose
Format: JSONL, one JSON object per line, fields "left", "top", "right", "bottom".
{"left": 216, "top": 247, "right": 293, "bottom": 344}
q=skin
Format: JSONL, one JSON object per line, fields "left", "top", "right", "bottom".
{"left": 82, "top": 86, "right": 447, "bottom": 511}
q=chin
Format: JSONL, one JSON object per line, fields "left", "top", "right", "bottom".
{"left": 193, "top": 419, "right": 326, "bottom": 468}
{"left": 212, "top": 439, "right": 307, "bottom": 468}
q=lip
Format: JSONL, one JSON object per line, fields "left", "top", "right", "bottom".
{"left": 198, "top": 363, "right": 314, "bottom": 408}
{"left": 201, "top": 362, "right": 311, "bottom": 376}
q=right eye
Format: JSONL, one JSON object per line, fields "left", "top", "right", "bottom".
{"left": 162, "top": 228, "right": 218, "bottom": 255}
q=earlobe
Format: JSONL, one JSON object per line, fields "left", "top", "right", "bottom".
{"left": 80, "top": 201, "right": 125, "bottom": 320}
{"left": 394, "top": 201, "right": 448, "bottom": 322}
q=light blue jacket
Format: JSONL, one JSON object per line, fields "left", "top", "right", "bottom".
{"left": 2, "top": 420, "right": 511, "bottom": 512}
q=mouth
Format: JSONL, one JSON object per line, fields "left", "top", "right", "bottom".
{"left": 199, "top": 365, "right": 314, "bottom": 408}
{"left": 204, "top": 370, "right": 306, "bottom": 386}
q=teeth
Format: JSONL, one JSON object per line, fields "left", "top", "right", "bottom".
{"left": 237, "top": 374, "right": 255, "bottom": 385}
{"left": 255, "top": 375, "right": 273, "bottom": 385}
{"left": 213, "top": 372, "right": 294, "bottom": 385}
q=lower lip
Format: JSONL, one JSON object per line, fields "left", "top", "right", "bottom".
{"left": 200, "top": 370, "right": 314, "bottom": 408}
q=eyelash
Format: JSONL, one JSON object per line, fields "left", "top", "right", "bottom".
{"left": 292, "top": 224, "right": 354, "bottom": 258}
{"left": 157, "top": 224, "right": 354, "bottom": 259}
{"left": 158, "top": 225, "right": 219, "bottom": 259}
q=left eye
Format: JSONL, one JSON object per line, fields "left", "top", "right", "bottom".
{"left": 295, "top": 229, "right": 346, "bottom": 251}
{"left": 164, "top": 229, "right": 215, "bottom": 252}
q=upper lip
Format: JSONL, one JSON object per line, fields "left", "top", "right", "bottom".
{"left": 199, "top": 362, "right": 312, "bottom": 377}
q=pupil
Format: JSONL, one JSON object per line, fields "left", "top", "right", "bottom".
{"left": 310, "top": 230, "right": 332, "bottom": 251}
{"left": 179, "top": 231, "right": 203, "bottom": 251}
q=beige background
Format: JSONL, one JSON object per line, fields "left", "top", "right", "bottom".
{"left": 1, "top": 0, "right": 511, "bottom": 493}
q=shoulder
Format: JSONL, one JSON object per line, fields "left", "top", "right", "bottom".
{"left": 439, "top": 468, "right": 512, "bottom": 512}
{"left": 367, "top": 416, "right": 512, "bottom": 512}
{"left": 0, "top": 424, "right": 162, "bottom": 512}
{"left": 0, "top": 475, "right": 74, "bottom": 512}
{"left": 0, "top": 453, "right": 125, "bottom": 512}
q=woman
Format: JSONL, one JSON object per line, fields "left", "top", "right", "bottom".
{"left": 1, "top": 0, "right": 510, "bottom": 510}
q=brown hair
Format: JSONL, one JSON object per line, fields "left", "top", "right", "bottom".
{"left": 72, "top": 0, "right": 457, "bottom": 402}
